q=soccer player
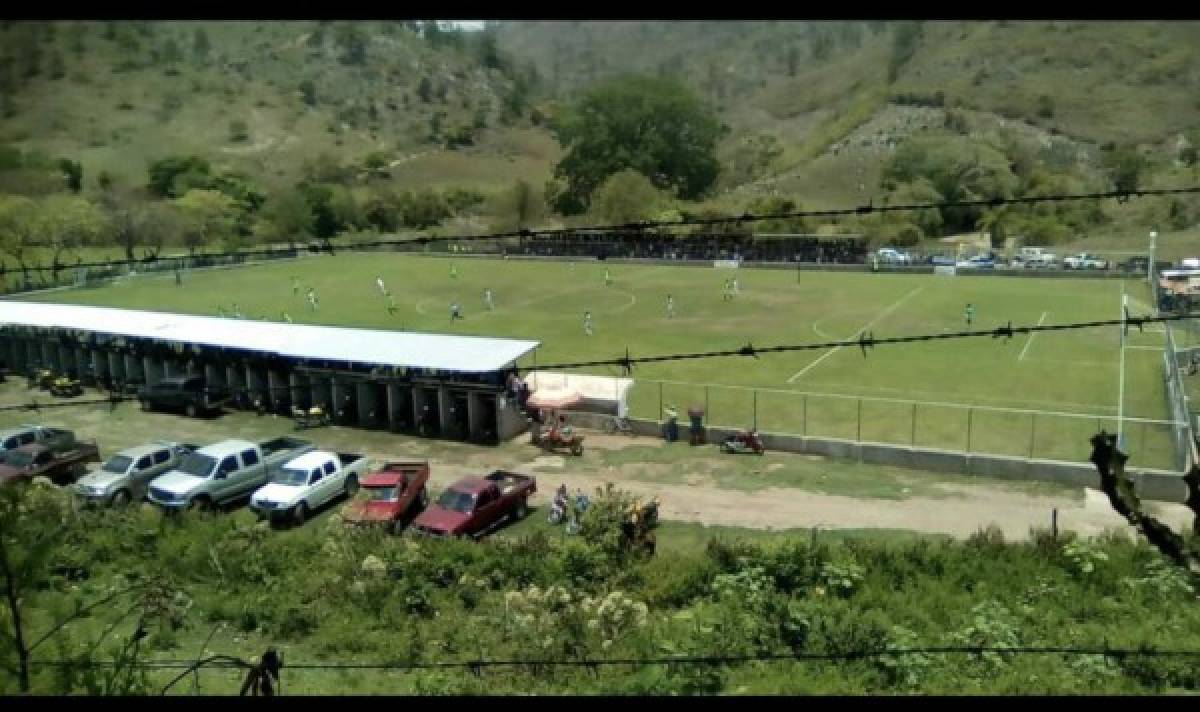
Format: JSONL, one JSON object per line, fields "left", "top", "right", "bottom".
{"left": 484, "top": 288, "right": 495, "bottom": 311}
{"left": 291, "top": 276, "right": 300, "bottom": 296}
{"left": 732, "top": 277, "right": 740, "bottom": 296}
{"left": 450, "top": 264, "right": 458, "bottom": 280}
{"left": 965, "top": 303, "right": 975, "bottom": 326}
{"left": 722, "top": 278, "right": 732, "bottom": 302}
{"left": 232, "top": 303, "right": 242, "bottom": 319}
{"left": 307, "top": 288, "right": 319, "bottom": 312}
{"left": 386, "top": 294, "right": 398, "bottom": 316}
{"left": 282, "top": 311, "right": 293, "bottom": 323}
{"left": 375, "top": 275, "right": 387, "bottom": 296}
{"left": 604, "top": 268, "right": 612, "bottom": 287}
{"left": 584, "top": 310, "right": 594, "bottom": 336}
{"left": 666, "top": 294, "right": 675, "bottom": 319}
{"left": 174, "top": 268, "right": 182, "bottom": 286}
{"left": 450, "top": 302, "right": 463, "bottom": 320}
{"left": 217, "top": 305, "right": 227, "bottom": 318}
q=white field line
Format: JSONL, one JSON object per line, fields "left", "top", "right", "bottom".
{"left": 1125, "top": 345, "right": 1164, "bottom": 351}
{"left": 1017, "top": 311, "right": 1049, "bottom": 361}
{"left": 787, "top": 287, "right": 924, "bottom": 384}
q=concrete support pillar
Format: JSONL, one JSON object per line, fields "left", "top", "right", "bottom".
{"left": 143, "top": 357, "right": 163, "bottom": 386}
{"left": 75, "top": 348, "right": 91, "bottom": 383}
{"left": 124, "top": 354, "right": 143, "bottom": 385}
{"left": 356, "top": 382, "right": 380, "bottom": 428}
{"left": 468, "top": 392, "right": 489, "bottom": 442}
{"left": 331, "top": 379, "right": 352, "bottom": 424}
{"left": 267, "top": 370, "right": 288, "bottom": 412}
{"left": 39, "top": 341, "right": 54, "bottom": 370}
{"left": 58, "top": 345, "right": 73, "bottom": 374}
{"left": 108, "top": 352, "right": 125, "bottom": 384}
{"left": 309, "top": 376, "right": 330, "bottom": 413}
{"left": 413, "top": 386, "right": 435, "bottom": 436}
{"left": 289, "top": 372, "right": 309, "bottom": 412}
{"left": 91, "top": 350, "right": 108, "bottom": 384}
{"left": 246, "top": 366, "right": 266, "bottom": 408}
{"left": 386, "top": 384, "right": 409, "bottom": 432}
{"left": 26, "top": 340, "right": 39, "bottom": 369}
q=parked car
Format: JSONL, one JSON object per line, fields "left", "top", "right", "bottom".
{"left": 412, "top": 471, "right": 536, "bottom": 539}
{"left": 0, "top": 441, "right": 101, "bottom": 486}
{"left": 875, "top": 248, "right": 913, "bottom": 265}
{"left": 1182, "top": 257, "right": 1200, "bottom": 270}
{"left": 1119, "top": 256, "right": 1150, "bottom": 273}
{"left": 1012, "top": 247, "right": 1058, "bottom": 269}
{"left": 147, "top": 437, "right": 315, "bottom": 512}
{"left": 1063, "top": 253, "right": 1110, "bottom": 270}
{"left": 138, "top": 375, "right": 230, "bottom": 418}
{"left": 956, "top": 254, "right": 996, "bottom": 269}
{"left": 927, "top": 255, "right": 956, "bottom": 266}
{"left": 249, "top": 450, "right": 370, "bottom": 525}
{"left": 0, "top": 425, "right": 78, "bottom": 455}
{"left": 342, "top": 461, "right": 432, "bottom": 534}
{"left": 74, "top": 441, "right": 195, "bottom": 507}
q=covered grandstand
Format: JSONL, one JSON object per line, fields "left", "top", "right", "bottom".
{"left": 0, "top": 301, "right": 539, "bottom": 444}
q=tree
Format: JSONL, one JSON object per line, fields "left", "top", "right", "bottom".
{"left": 551, "top": 75, "right": 724, "bottom": 214}
{"left": 416, "top": 76, "right": 433, "bottom": 103}
{"left": 147, "top": 155, "right": 211, "bottom": 198}
{"left": 335, "top": 23, "right": 367, "bottom": 65}
{"left": 228, "top": 119, "right": 249, "bottom": 143}
{"left": 298, "top": 79, "right": 317, "bottom": 107}
{"left": 1103, "top": 145, "right": 1145, "bottom": 193}
{"left": 57, "top": 159, "right": 82, "bottom": 193}
{"left": 399, "top": 188, "right": 450, "bottom": 228}
{"left": 0, "top": 194, "right": 38, "bottom": 285}
{"left": 258, "top": 188, "right": 314, "bottom": 246}
{"left": 489, "top": 179, "right": 545, "bottom": 232}
{"left": 588, "top": 169, "right": 670, "bottom": 225}
{"left": 175, "top": 189, "right": 238, "bottom": 253}
{"left": 36, "top": 195, "right": 110, "bottom": 274}
{"left": 477, "top": 28, "right": 503, "bottom": 70}
{"left": 887, "top": 21, "right": 923, "bottom": 83}
{"left": 192, "top": 27, "right": 210, "bottom": 61}
{"left": 883, "top": 136, "right": 1019, "bottom": 233}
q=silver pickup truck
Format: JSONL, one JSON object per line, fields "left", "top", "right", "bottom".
{"left": 74, "top": 441, "right": 196, "bottom": 507}
{"left": 147, "top": 436, "right": 314, "bottom": 512}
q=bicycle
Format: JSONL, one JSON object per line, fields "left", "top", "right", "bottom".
{"left": 604, "top": 415, "right": 635, "bottom": 436}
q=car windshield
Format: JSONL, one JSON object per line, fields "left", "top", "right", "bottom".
{"left": 4, "top": 451, "right": 33, "bottom": 467}
{"left": 102, "top": 455, "right": 133, "bottom": 474}
{"left": 365, "top": 486, "right": 397, "bottom": 502}
{"left": 272, "top": 467, "right": 310, "bottom": 486}
{"left": 436, "top": 489, "right": 475, "bottom": 513}
{"left": 177, "top": 453, "right": 216, "bottom": 477}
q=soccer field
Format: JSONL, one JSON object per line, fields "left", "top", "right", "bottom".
{"left": 22, "top": 253, "right": 1179, "bottom": 469}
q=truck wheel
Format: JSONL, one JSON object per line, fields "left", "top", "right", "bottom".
{"left": 344, "top": 476, "right": 359, "bottom": 499}
{"left": 185, "top": 403, "right": 197, "bottom": 418}
{"left": 190, "top": 497, "right": 213, "bottom": 513}
{"left": 391, "top": 519, "right": 406, "bottom": 536}
{"left": 571, "top": 442, "right": 583, "bottom": 456}
{"left": 110, "top": 489, "right": 131, "bottom": 508}
{"left": 292, "top": 502, "right": 308, "bottom": 526}
{"left": 516, "top": 500, "right": 528, "bottom": 520}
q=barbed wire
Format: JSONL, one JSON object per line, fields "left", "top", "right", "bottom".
{"left": 2, "top": 309, "right": 1195, "bottom": 414}
{"left": 23, "top": 644, "right": 1200, "bottom": 673}
{"left": 2, "top": 185, "right": 1196, "bottom": 276}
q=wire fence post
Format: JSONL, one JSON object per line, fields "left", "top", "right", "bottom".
{"left": 966, "top": 407, "right": 973, "bottom": 453}
{"left": 856, "top": 398, "right": 863, "bottom": 442}
{"left": 658, "top": 381, "right": 663, "bottom": 419}
{"left": 705, "top": 386, "right": 710, "bottom": 425}
{"left": 753, "top": 389, "right": 758, "bottom": 431}
{"left": 802, "top": 394, "right": 808, "bottom": 436}
{"left": 911, "top": 403, "right": 918, "bottom": 447}
{"left": 1029, "top": 413, "right": 1037, "bottom": 460}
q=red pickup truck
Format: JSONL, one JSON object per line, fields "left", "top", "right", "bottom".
{"left": 412, "top": 471, "right": 536, "bottom": 540}
{"left": 342, "top": 461, "right": 431, "bottom": 534}
{"left": 0, "top": 441, "right": 102, "bottom": 486}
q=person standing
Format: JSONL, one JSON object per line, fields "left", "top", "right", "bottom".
{"left": 584, "top": 310, "right": 594, "bottom": 336}
{"left": 282, "top": 311, "right": 292, "bottom": 323}
{"left": 604, "top": 268, "right": 612, "bottom": 287}
{"left": 484, "top": 287, "right": 495, "bottom": 311}
{"left": 666, "top": 294, "right": 675, "bottom": 319}
{"left": 732, "top": 277, "right": 740, "bottom": 296}
{"left": 450, "top": 263, "right": 458, "bottom": 280}
{"left": 450, "top": 301, "right": 463, "bottom": 320}
{"left": 307, "top": 288, "right": 319, "bottom": 312}
{"left": 232, "top": 303, "right": 243, "bottom": 319}
{"left": 375, "top": 275, "right": 388, "bottom": 296}
{"left": 292, "top": 276, "right": 300, "bottom": 296}
{"left": 386, "top": 294, "right": 398, "bottom": 316}
{"left": 965, "top": 303, "right": 975, "bottom": 326}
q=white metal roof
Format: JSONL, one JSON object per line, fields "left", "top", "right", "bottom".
{"left": 0, "top": 301, "right": 539, "bottom": 373}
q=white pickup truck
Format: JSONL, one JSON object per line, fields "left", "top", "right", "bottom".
{"left": 1063, "top": 253, "right": 1109, "bottom": 270}
{"left": 147, "top": 437, "right": 315, "bottom": 512}
{"left": 249, "top": 450, "right": 370, "bottom": 525}
{"left": 1012, "top": 247, "right": 1057, "bottom": 269}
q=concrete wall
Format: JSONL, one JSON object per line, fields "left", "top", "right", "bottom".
{"left": 566, "top": 415, "right": 1188, "bottom": 503}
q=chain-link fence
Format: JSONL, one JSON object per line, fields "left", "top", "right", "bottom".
{"left": 627, "top": 378, "right": 1184, "bottom": 471}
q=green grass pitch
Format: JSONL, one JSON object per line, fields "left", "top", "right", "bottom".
{"left": 21, "top": 253, "right": 1177, "bottom": 469}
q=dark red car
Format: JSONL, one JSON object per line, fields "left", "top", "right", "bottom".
{"left": 0, "top": 441, "right": 101, "bottom": 486}
{"left": 412, "top": 471, "right": 536, "bottom": 540}
{"left": 342, "top": 461, "right": 431, "bottom": 534}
